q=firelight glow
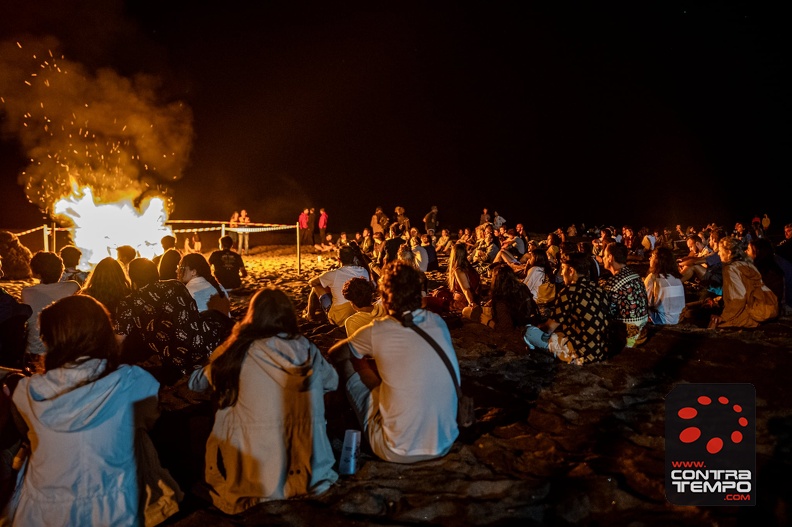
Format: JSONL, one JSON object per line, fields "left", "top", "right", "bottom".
{"left": 54, "top": 186, "right": 172, "bottom": 266}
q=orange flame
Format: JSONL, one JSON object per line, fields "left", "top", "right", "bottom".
{"left": 54, "top": 185, "right": 172, "bottom": 266}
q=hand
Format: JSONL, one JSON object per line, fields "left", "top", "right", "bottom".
{"left": 708, "top": 315, "right": 722, "bottom": 329}
{"left": 207, "top": 294, "right": 231, "bottom": 316}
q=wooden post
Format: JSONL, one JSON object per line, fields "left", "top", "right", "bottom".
{"left": 51, "top": 222, "right": 57, "bottom": 253}
{"left": 297, "top": 222, "right": 301, "bottom": 274}
{"left": 43, "top": 224, "right": 49, "bottom": 252}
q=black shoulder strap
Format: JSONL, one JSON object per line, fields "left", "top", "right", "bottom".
{"left": 401, "top": 312, "right": 462, "bottom": 396}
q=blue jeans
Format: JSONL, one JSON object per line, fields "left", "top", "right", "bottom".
{"left": 524, "top": 325, "right": 550, "bottom": 350}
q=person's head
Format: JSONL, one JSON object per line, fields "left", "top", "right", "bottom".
{"left": 528, "top": 248, "right": 552, "bottom": 273}
{"left": 650, "top": 247, "right": 682, "bottom": 279}
{"left": 82, "top": 257, "right": 131, "bottom": 313}
{"left": 338, "top": 245, "right": 357, "bottom": 266}
{"left": 240, "top": 209, "right": 248, "bottom": 217}
{"left": 577, "top": 240, "right": 593, "bottom": 255}
{"left": 128, "top": 258, "right": 159, "bottom": 289}
{"left": 210, "top": 287, "right": 300, "bottom": 408}
{"left": 785, "top": 223, "right": 792, "bottom": 240}
{"left": 603, "top": 242, "right": 628, "bottom": 269}
{"left": 420, "top": 234, "right": 431, "bottom": 245}
{"left": 231, "top": 211, "right": 239, "bottom": 220}
{"left": 718, "top": 236, "right": 745, "bottom": 264}
{"left": 409, "top": 236, "right": 420, "bottom": 248}
{"left": 59, "top": 245, "right": 82, "bottom": 268}
{"left": 489, "top": 263, "right": 520, "bottom": 298}
{"left": 161, "top": 235, "right": 176, "bottom": 250}
{"left": 601, "top": 228, "right": 612, "bottom": 240}
{"left": 448, "top": 243, "right": 469, "bottom": 271}
{"left": 747, "top": 237, "right": 775, "bottom": 263}
{"left": 397, "top": 243, "right": 419, "bottom": 269}
{"left": 395, "top": 206, "right": 405, "bottom": 216}
{"left": 686, "top": 235, "right": 703, "bottom": 252}
{"left": 709, "top": 228, "right": 723, "bottom": 246}
{"left": 379, "top": 261, "right": 422, "bottom": 315}
{"left": 373, "top": 232, "right": 384, "bottom": 242}
{"left": 116, "top": 245, "right": 137, "bottom": 265}
{"left": 40, "top": 295, "right": 119, "bottom": 375}
{"left": 179, "top": 252, "right": 226, "bottom": 297}
{"left": 362, "top": 227, "right": 371, "bottom": 237}
{"left": 342, "top": 277, "right": 377, "bottom": 309}
{"left": 30, "top": 251, "right": 64, "bottom": 284}
{"left": 441, "top": 228, "right": 450, "bottom": 237}
{"left": 547, "top": 232, "right": 561, "bottom": 246}
{"left": 560, "top": 252, "right": 591, "bottom": 284}
{"left": 303, "top": 207, "right": 309, "bottom": 214}
{"left": 220, "top": 235, "right": 234, "bottom": 250}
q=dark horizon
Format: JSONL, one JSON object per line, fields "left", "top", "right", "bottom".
{"left": 2, "top": 2, "right": 790, "bottom": 238}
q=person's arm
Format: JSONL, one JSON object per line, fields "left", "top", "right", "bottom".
{"left": 455, "top": 269, "right": 477, "bottom": 306}
{"left": 310, "top": 275, "right": 331, "bottom": 297}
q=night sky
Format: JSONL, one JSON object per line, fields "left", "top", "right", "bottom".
{"left": 1, "top": 1, "right": 790, "bottom": 236}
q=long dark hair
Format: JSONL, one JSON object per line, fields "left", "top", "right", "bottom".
{"left": 209, "top": 287, "right": 300, "bottom": 408}
{"left": 40, "top": 295, "right": 120, "bottom": 379}
{"left": 489, "top": 263, "right": 534, "bottom": 327}
{"left": 180, "top": 252, "right": 227, "bottom": 298}
{"left": 81, "top": 257, "right": 131, "bottom": 316}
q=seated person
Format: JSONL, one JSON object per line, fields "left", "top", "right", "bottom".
{"left": 6, "top": 295, "right": 180, "bottom": 526}
{"left": 115, "top": 258, "right": 232, "bottom": 384}
{"left": 645, "top": 247, "right": 686, "bottom": 325}
{"left": 420, "top": 235, "right": 439, "bottom": 272}
{"left": 600, "top": 242, "right": 649, "bottom": 349}
{"left": 21, "top": 251, "right": 81, "bottom": 372}
{"left": 342, "top": 277, "right": 388, "bottom": 338}
{"left": 464, "top": 263, "right": 534, "bottom": 337}
{"left": 178, "top": 253, "right": 229, "bottom": 313}
{"left": 435, "top": 229, "right": 454, "bottom": 255}
{"left": 208, "top": 235, "right": 248, "bottom": 290}
{"left": 58, "top": 246, "right": 88, "bottom": 286}
{"left": 524, "top": 252, "right": 612, "bottom": 365}
{"left": 0, "top": 256, "right": 33, "bottom": 368}
{"left": 328, "top": 261, "right": 460, "bottom": 463}
{"left": 305, "top": 246, "right": 371, "bottom": 326}
{"left": 187, "top": 288, "right": 338, "bottom": 514}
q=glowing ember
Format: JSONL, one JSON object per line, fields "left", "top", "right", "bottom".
{"left": 54, "top": 186, "right": 172, "bottom": 265}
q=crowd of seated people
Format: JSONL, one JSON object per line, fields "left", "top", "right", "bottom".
{"left": 1, "top": 210, "right": 790, "bottom": 522}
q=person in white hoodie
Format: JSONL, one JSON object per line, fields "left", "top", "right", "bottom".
{"left": 188, "top": 287, "right": 338, "bottom": 515}
{"left": 4, "top": 295, "right": 181, "bottom": 526}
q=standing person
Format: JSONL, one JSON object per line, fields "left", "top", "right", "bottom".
{"left": 479, "top": 208, "right": 490, "bottom": 226}
{"left": 492, "top": 211, "right": 506, "bottom": 230}
{"left": 644, "top": 247, "right": 686, "bottom": 325}
{"left": 238, "top": 209, "right": 251, "bottom": 255}
{"left": 298, "top": 208, "right": 311, "bottom": 246}
{"left": 524, "top": 252, "right": 612, "bottom": 365}
{"left": 327, "top": 261, "right": 460, "bottom": 464}
{"left": 228, "top": 211, "right": 240, "bottom": 249}
{"left": 209, "top": 235, "right": 248, "bottom": 290}
{"left": 183, "top": 231, "right": 202, "bottom": 254}
{"left": 371, "top": 207, "right": 387, "bottom": 236}
{"left": 5, "top": 295, "right": 180, "bottom": 526}
{"left": 318, "top": 208, "right": 329, "bottom": 245}
{"left": 187, "top": 287, "right": 338, "bottom": 514}
{"left": 21, "top": 251, "right": 81, "bottom": 371}
{"left": 601, "top": 242, "right": 650, "bottom": 348}
{"left": 394, "top": 207, "right": 410, "bottom": 234}
{"left": 423, "top": 206, "right": 439, "bottom": 235}
{"left": 308, "top": 207, "right": 317, "bottom": 245}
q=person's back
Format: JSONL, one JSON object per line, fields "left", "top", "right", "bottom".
{"left": 209, "top": 236, "right": 247, "bottom": 290}
{"left": 644, "top": 247, "right": 686, "bottom": 325}
{"left": 21, "top": 252, "right": 81, "bottom": 362}
{"left": 158, "top": 248, "right": 182, "bottom": 280}
{"left": 7, "top": 295, "right": 177, "bottom": 526}
{"left": 188, "top": 288, "right": 338, "bottom": 514}
{"left": 329, "top": 261, "right": 459, "bottom": 463}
